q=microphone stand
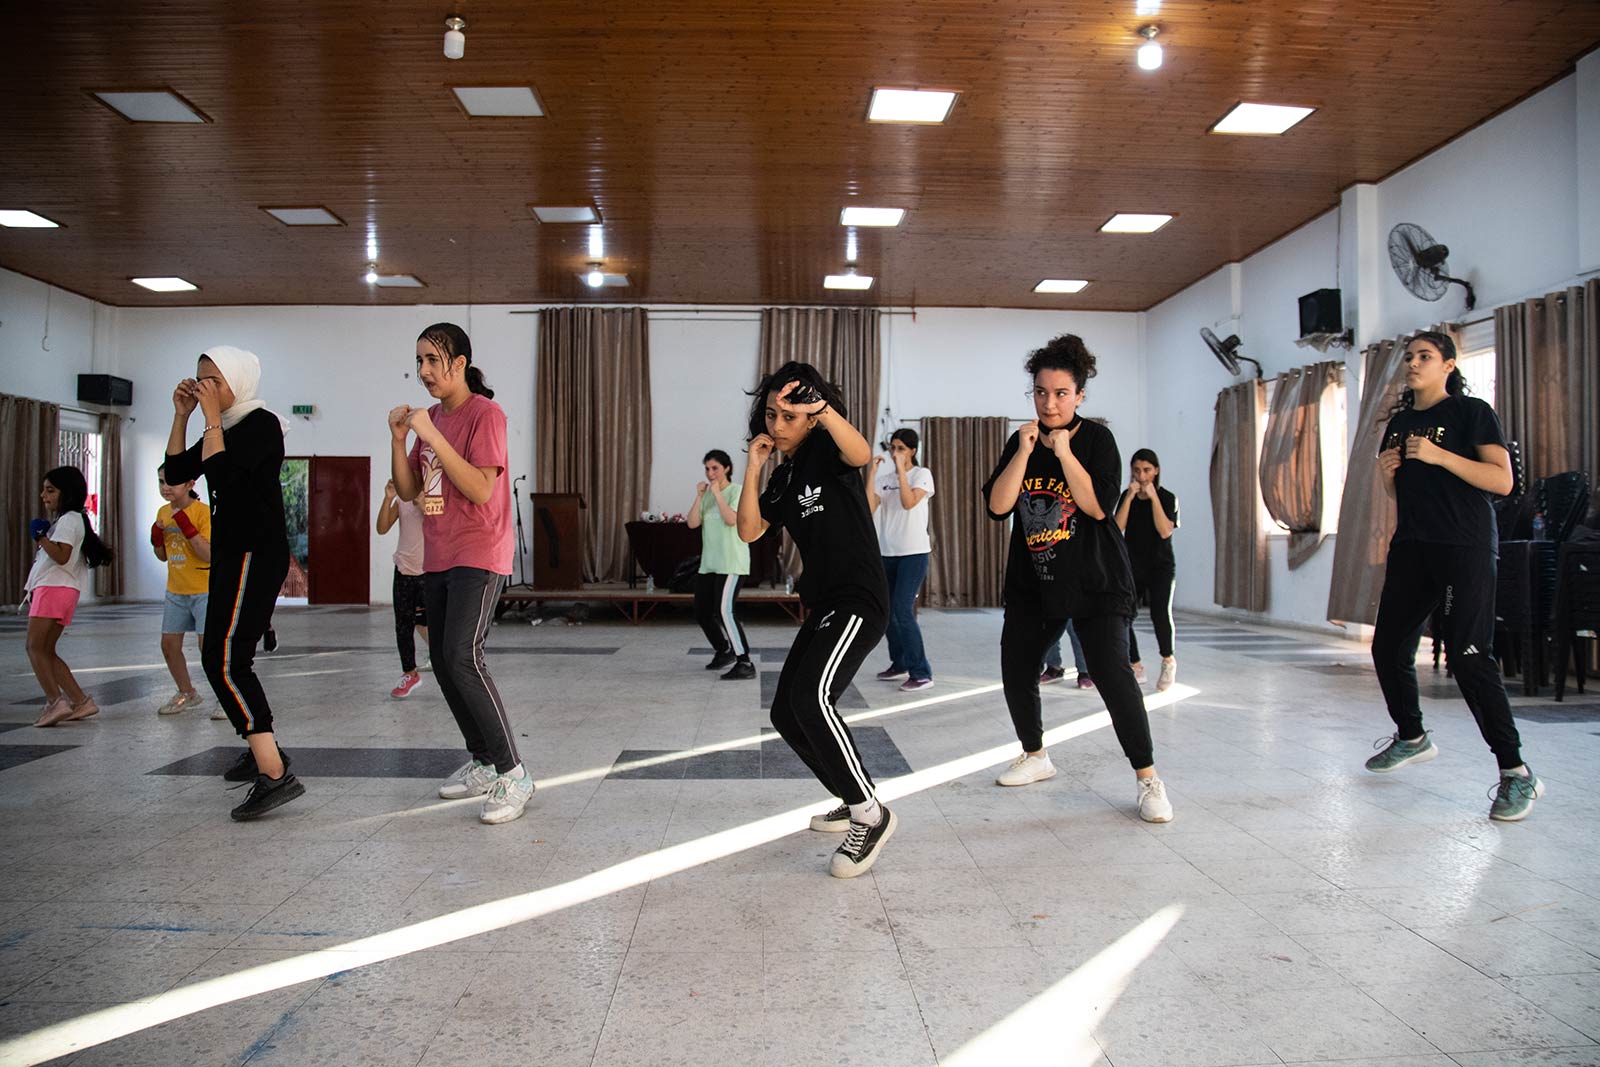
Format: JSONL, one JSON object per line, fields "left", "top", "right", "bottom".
{"left": 510, "top": 474, "right": 532, "bottom": 590}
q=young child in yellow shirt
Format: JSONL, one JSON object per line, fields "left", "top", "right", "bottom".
{"left": 153, "top": 465, "right": 214, "bottom": 716}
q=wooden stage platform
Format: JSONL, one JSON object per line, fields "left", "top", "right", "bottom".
{"left": 496, "top": 583, "right": 804, "bottom": 624}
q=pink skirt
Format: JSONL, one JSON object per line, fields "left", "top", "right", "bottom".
{"left": 28, "top": 586, "right": 80, "bottom": 627}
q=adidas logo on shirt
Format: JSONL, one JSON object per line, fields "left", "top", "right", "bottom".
{"left": 799, "top": 483, "right": 824, "bottom": 518}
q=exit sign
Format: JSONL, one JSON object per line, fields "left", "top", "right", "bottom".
{"left": 291, "top": 404, "right": 315, "bottom": 416}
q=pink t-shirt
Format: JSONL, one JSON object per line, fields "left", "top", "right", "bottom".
{"left": 392, "top": 497, "right": 425, "bottom": 576}
{"left": 408, "top": 394, "right": 513, "bottom": 575}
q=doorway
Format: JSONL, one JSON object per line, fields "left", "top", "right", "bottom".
{"left": 279, "top": 456, "right": 370, "bottom": 605}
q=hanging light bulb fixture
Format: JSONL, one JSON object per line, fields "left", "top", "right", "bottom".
{"left": 443, "top": 15, "right": 466, "bottom": 60}
{"left": 364, "top": 263, "right": 379, "bottom": 285}
{"left": 585, "top": 263, "right": 606, "bottom": 288}
{"left": 1136, "top": 25, "right": 1163, "bottom": 71}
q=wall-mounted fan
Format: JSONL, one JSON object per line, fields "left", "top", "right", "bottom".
{"left": 1387, "top": 222, "right": 1476, "bottom": 310}
{"left": 1201, "top": 327, "right": 1262, "bottom": 378}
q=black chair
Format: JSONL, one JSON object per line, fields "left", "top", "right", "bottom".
{"left": 1496, "top": 539, "right": 1559, "bottom": 695}
{"left": 1540, "top": 470, "right": 1590, "bottom": 543}
{"left": 1494, "top": 441, "right": 1531, "bottom": 543}
{"left": 1553, "top": 541, "right": 1600, "bottom": 701}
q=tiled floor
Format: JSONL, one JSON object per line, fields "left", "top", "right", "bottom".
{"left": 1, "top": 602, "right": 1597, "bottom": 1066}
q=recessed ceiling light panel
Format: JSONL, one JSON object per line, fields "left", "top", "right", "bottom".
{"left": 1033, "top": 279, "right": 1090, "bottom": 294}
{"left": 452, "top": 86, "right": 544, "bottom": 117}
{"left": 867, "top": 88, "right": 958, "bottom": 124}
{"left": 531, "top": 205, "right": 600, "bottom": 223}
{"left": 262, "top": 206, "right": 344, "bottom": 226}
{"left": 374, "top": 274, "right": 426, "bottom": 288}
{"left": 92, "top": 90, "right": 207, "bottom": 123}
{"left": 572, "top": 272, "right": 629, "bottom": 287}
{"left": 0, "top": 210, "right": 61, "bottom": 228}
{"left": 1101, "top": 213, "right": 1174, "bottom": 234}
{"left": 131, "top": 277, "right": 198, "bottom": 292}
{"left": 840, "top": 207, "right": 905, "bottom": 227}
{"left": 1210, "top": 102, "right": 1316, "bottom": 135}
{"left": 824, "top": 273, "right": 874, "bottom": 290}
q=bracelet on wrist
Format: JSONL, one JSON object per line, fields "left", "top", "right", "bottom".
{"left": 203, "top": 424, "right": 222, "bottom": 433}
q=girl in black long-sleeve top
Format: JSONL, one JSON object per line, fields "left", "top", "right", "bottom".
{"left": 165, "top": 345, "right": 304, "bottom": 821}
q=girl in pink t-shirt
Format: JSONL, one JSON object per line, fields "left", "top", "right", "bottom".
{"left": 388, "top": 323, "right": 530, "bottom": 826}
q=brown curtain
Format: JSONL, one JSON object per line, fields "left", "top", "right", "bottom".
{"left": 1, "top": 394, "right": 61, "bottom": 604}
{"left": 95, "top": 413, "right": 124, "bottom": 598}
{"left": 1210, "top": 380, "right": 1268, "bottom": 611}
{"left": 921, "top": 416, "right": 1010, "bottom": 608}
{"left": 1259, "top": 361, "right": 1344, "bottom": 569}
{"left": 1494, "top": 278, "right": 1599, "bottom": 483}
{"left": 535, "top": 307, "right": 652, "bottom": 582}
{"left": 1325, "top": 324, "right": 1460, "bottom": 626}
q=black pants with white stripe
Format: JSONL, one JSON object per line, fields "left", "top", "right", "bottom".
{"left": 425, "top": 567, "right": 521, "bottom": 773}
{"left": 693, "top": 572, "right": 749, "bottom": 658}
{"left": 770, "top": 604, "right": 886, "bottom": 806}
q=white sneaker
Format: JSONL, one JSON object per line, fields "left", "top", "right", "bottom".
{"left": 210, "top": 705, "right": 228, "bottom": 721}
{"left": 997, "top": 752, "right": 1057, "bottom": 787}
{"left": 1132, "top": 662, "right": 1147, "bottom": 684}
{"left": 1137, "top": 776, "right": 1173, "bottom": 823}
{"left": 438, "top": 759, "right": 499, "bottom": 799}
{"left": 480, "top": 770, "right": 535, "bottom": 824}
{"left": 418, "top": 653, "right": 432, "bottom": 672}
{"left": 1156, "top": 659, "right": 1176, "bottom": 692}
{"left": 157, "top": 690, "right": 200, "bottom": 716}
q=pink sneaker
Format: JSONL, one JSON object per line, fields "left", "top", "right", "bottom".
{"left": 34, "top": 697, "right": 74, "bottom": 728}
{"left": 390, "top": 672, "right": 423, "bottom": 699}
{"left": 899, "top": 677, "right": 933, "bottom": 693}
{"left": 1076, "top": 675, "right": 1095, "bottom": 689}
{"left": 1132, "top": 662, "right": 1146, "bottom": 684}
{"left": 66, "top": 697, "right": 99, "bottom": 721}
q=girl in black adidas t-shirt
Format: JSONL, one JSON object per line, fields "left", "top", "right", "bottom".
{"left": 1366, "top": 330, "right": 1540, "bottom": 821}
{"left": 983, "top": 334, "right": 1173, "bottom": 823}
{"left": 736, "top": 361, "right": 895, "bottom": 878}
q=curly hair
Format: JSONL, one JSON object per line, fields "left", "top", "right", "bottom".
{"left": 1387, "top": 330, "right": 1467, "bottom": 419}
{"left": 1024, "top": 333, "right": 1097, "bottom": 392}
{"left": 745, "top": 361, "right": 847, "bottom": 442}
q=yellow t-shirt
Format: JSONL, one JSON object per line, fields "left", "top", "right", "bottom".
{"left": 157, "top": 500, "right": 212, "bottom": 595}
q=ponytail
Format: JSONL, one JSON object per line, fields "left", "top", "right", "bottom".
{"left": 465, "top": 364, "right": 495, "bottom": 399}
{"left": 42, "top": 465, "right": 114, "bottom": 570}
{"left": 1388, "top": 330, "right": 1468, "bottom": 419}
{"left": 418, "top": 321, "right": 493, "bottom": 398}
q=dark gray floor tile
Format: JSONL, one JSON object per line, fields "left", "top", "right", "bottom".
{"left": 147, "top": 746, "right": 468, "bottom": 778}
{"left": 8, "top": 673, "right": 167, "bottom": 709}
{"left": 0, "top": 744, "right": 79, "bottom": 771}
{"left": 1514, "top": 703, "right": 1600, "bottom": 723}
{"left": 760, "top": 672, "right": 866, "bottom": 709}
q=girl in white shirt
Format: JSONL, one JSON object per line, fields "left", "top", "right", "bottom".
{"left": 26, "top": 466, "right": 114, "bottom": 727}
{"left": 867, "top": 429, "right": 936, "bottom": 691}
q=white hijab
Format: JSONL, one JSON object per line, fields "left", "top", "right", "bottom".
{"left": 202, "top": 345, "right": 290, "bottom": 433}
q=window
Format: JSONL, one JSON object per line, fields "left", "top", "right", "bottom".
{"left": 57, "top": 417, "right": 102, "bottom": 532}
{"left": 1455, "top": 319, "right": 1496, "bottom": 408}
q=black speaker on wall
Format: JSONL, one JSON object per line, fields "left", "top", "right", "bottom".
{"left": 78, "top": 374, "right": 133, "bottom": 406}
{"left": 1298, "top": 288, "right": 1343, "bottom": 337}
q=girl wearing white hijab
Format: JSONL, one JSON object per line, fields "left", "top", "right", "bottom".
{"left": 165, "top": 346, "right": 304, "bottom": 821}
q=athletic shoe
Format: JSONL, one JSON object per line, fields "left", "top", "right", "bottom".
{"left": 1076, "top": 676, "right": 1096, "bottom": 690}
{"left": 1137, "top": 776, "right": 1174, "bottom": 823}
{"left": 157, "top": 690, "right": 201, "bottom": 716}
{"left": 262, "top": 628, "right": 278, "bottom": 653}
{"left": 223, "top": 746, "right": 292, "bottom": 783}
{"left": 721, "top": 660, "right": 756, "bottom": 681}
{"left": 480, "top": 769, "right": 535, "bottom": 825}
{"left": 705, "top": 651, "right": 736, "bottom": 671}
{"left": 1365, "top": 732, "right": 1438, "bottom": 773}
{"left": 829, "top": 806, "right": 897, "bottom": 878}
{"left": 33, "top": 697, "right": 74, "bottom": 728}
{"left": 230, "top": 772, "right": 306, "bottom": 821}
{"left": 899, "top": 677, "right": 934, "bottom": 692}
{"left": 810, "top": 802, "right": 850, "bottom": 833}
{"left": 418, "top": 652, "right": 432, "bottom": 672}
{"left": 211, "top": 705, "right": 229, "bottom": 721}
{"left": 1132, "top": 662, "right": 1146, "bottom": 684}
{"left": 1156, "top": 659, "right": 1176, "bottom": 692}
{"left": 997, "top": 752, "right": 1057, "bottom": 787}
{"left": 438, "top": 759, "right": 498, "bottom": 799}
{"left": 66, "top": 697, "right": 100, "bottom": 721}
{"left": 390, "top": 672, "right": 423, "bottom": 699}
{"left": 1489, "top": 769, "right": 1545, "bottom": 822}
{"left": 876, "top": 668, "right": 909, "bottom": 681}
{"left": 1039, "top": 666, "right": 1067, "bottom": 685}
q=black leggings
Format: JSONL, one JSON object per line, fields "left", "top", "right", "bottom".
{"left": 393, "top": 569, "right": 427, "bottom": 672}
{"left": 1127, "top": 572, "right": 1176, "bottom": 662}
{"left": 203, "top": 549, "right": 289, "bottom": 737}
{"left": 693, "top": 573, "right": 748, "bottom": 658}
{"left": 770, "top": 605, "right": 886, "bottom": 805}
{"left": 1001, "top": 611, "right": 1155, "bottom": 769}
{"left": 426, "top": 567, "right": 521, "bottom": 773}
{"left": 1372, "top": 541, "right": 1523, "bottom": 769}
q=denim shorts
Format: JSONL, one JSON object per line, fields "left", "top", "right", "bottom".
{"left": 162, "top": 591, "right": 209, "bottom": 634}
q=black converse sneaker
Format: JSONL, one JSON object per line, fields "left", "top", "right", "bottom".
{"left": 230, "top": 772, "right": 306, "bottom": 821}
{"left": 223, "top": 746, "right": 291, "bottom": 783}
{"left": 829, "top": 805, "right": 898, "bottom": 878}
{"left": 809, "top": 802, "right": 850, "bottom": 832}
{"left": 705, "top": 651, "right": 736, "bottom": 671}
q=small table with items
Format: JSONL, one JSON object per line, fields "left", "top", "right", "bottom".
{"left": 624, "top": 520, "right": 784, "bottom": 590}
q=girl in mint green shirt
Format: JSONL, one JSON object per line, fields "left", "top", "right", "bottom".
{"left": 688, "top": 449, "right": 753, "bottom": 679}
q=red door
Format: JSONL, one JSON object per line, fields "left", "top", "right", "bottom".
{"left": 308, "top": 456, "right": 370, "bottom": 604}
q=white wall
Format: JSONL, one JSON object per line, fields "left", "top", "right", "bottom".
{"left": 647, "top": 315, "right": 762, "bottom": 515}
{"left": 0, "top": 269, "right": 103, "bottom": 405}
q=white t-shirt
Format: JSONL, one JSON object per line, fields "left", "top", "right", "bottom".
{"left": 392, "top": 498, "right": 425, "bottom": 577}
{"left": 25, "top": 511, "right": 87, "bottom": 593}
{"left": 873, "top": 465, "right": 935, "bottom": 556}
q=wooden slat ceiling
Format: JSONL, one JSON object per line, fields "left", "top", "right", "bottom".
{"left": 3, "top": 1, "right": 1598, "bottom": 310}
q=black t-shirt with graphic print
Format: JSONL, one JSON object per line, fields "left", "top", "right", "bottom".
{"left": 983, "top": 416, "right": 1136, "bottom": 620}
{"left": 1380, "top": 394, "right": 1506, "bottom": 553}
{"left": 1122, "top": 487, "right": 1180, "bottom": 578}
{"left": 758, "top": 425, "right": 889, "bottom": 616}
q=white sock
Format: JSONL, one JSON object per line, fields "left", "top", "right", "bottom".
{"left": 505, "top": 762, "right": 526, "bottom": 779}
{"left": 849, "top": 799, "right": 882, "bottom": 827}
{"left": 1504, "top": 765, "right": 1529, "bottom": 778}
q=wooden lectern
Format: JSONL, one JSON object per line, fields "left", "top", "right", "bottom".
{"left": 531, "top": 492, "right": 586, "bottom": 590}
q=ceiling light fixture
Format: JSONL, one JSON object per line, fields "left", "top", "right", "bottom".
{"left": 530, "top": 205, "right": 600, "bottom": 224}
{"left": 1101, "top": 212, "right": 1173, "bottom": 234}
{"left": 867, "top": 88, "right": 958, "bottom": 124}
{"left": 452, "top": 87, "right": 544, "bottom": 117}
{"left": 131, "top": 277, "right": 197, "bottom": 292}
{"left": 824, "top": 268, "right": 874, "bottom": 291}
{"left": 1136, "top": 26, "right": 1163, "bottom": 71}
{"left": 0, "top": 210, "right": 62, "bottom": 228}
{"left": 262, "top": 206, "right": 344, "bottom": 226}
{"left": 584, "top": 263, "right": 606, "bottom": 288}
{"left": 91, "top": 89, "right": 208, "bottom": 123}
{"left": 443, "top": 16, "right": 466, "bottom": 60}
{"left": 375, "top": 274, "right": 426, "bottom": 288}
{"left": 1033, "top": 279, "right": 1090, "bottom": 294}
{"left": 1210, "top": 102, "right": 1317, "bottom": 135}
{"left": 588, "top": 227, "right": 604, "bottom": 260}
{"left": 1135, "top": 0, "right": 1160, "bottom": 15}
{"left": 845, "top": 230, "right": 858, "bottom": 263}
{"left": 364, "top": 263, "right": 379, "bottom": 285}
{"left": 839, "top": 206, "right": 905, "bottom": 227}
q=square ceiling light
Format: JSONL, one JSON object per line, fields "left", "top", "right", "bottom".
{"left": 131, "top": 277, "right": 198, "bottom": 292}
{"left": 824, "top": 273, "right": 874, "bottom": 290}
{"left": 1100, "top": 213, "right": 1173, "bottom": 234}
{"left": 0, "top": 210, "right": 61, "bottom": 228}
{"left": 573, "top": 272, "right": 630, "bottom": 287}
{"left": 92, "top": 90, "right": 208, "bottom": 123}
{"left": 840, "top": 206, "right": 905, "bottom": 227}
{"left": 262, "top": 206, "right": 344, "bottom": 226}
{"left": 531, "top": 205, "right": 600, "bottom": 224}
{"left": 868, "top": 88, "right": 957, "bottom": 124}
{"left": 1210, "top": 102, "right": 1316, "bottom": 135}
{"left": 1033, "top": 279, "right": 1090, "bottom": 294}
{"left": 452, "top": 87, "right": 544, "bottom": 117}
{"left": 374, "top": 274, "right": 426, "bottom": 288}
